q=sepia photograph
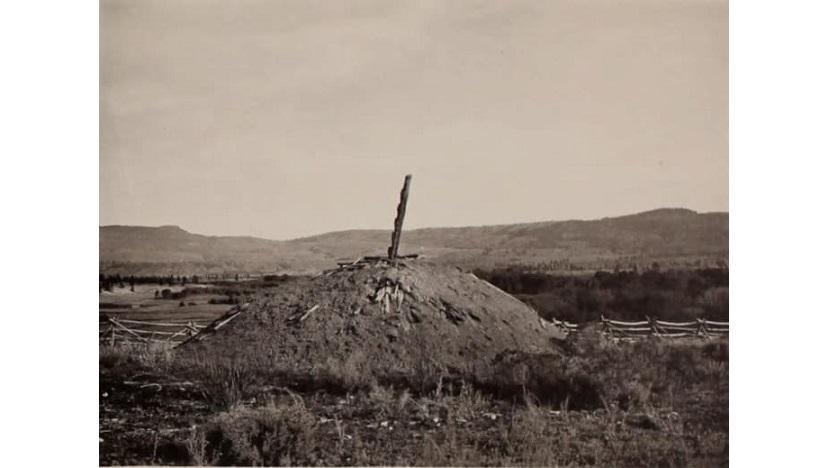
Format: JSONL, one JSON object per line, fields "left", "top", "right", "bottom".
{"left": 98, "top": 0, "right": 730, "bottom": 465}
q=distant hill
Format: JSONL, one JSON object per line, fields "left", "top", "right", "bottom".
{"left": 100, "top": 208, "right": 728, "bottom": 275}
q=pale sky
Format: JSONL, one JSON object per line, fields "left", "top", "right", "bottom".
{"left": 100, "top": 0, "right": 728, "bottom": 240}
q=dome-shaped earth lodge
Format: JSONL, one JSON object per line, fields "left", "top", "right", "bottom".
{"left": 179, "top": 260, "right": 563, "bottom": 377}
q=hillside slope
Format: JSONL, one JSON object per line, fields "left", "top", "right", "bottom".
{"left": 100, "top": 208, "right": 728, "bottom": 275}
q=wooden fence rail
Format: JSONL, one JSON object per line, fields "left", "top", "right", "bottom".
{"left": 550, "top": 318, "right": 579, "bottom": 335}
{"left": 99, "top": 317, "right": 210, "bottom": 346}
{"left": 101, "top": 312, "right": 727, "bottom": 345}
{"left": 600, "top": 315, "right": 728, "bottom": 339}
{"left": 551, "top": 316, "right": 728, "bottom": 340}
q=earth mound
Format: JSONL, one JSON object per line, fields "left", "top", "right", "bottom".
{"left": 179, "top": 260, "right": 563, "bottom": 377}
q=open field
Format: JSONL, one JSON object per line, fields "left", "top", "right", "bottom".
{"left": 99, "top": 285, "right": 234, "bottom": 345}
{"left": 100, "top": 304, "right": 230, "bottom": 325}
{"left": 98, "top": 278, "right": 295, "bottom": 336}
{"left": 100, "top": 332, "right": 728, "bottom": 466}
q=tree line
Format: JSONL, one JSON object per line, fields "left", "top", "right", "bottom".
{"left": 99, "top": 274, "right": 204, "bottom": 292}
{"left": 99, "top": 273, "right": 292, "bottom": 293}
{"left": 474, "top": 266, "right": 729, "bottom": 323}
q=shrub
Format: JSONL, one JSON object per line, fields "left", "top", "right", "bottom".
{"left": 184, "top": 428, "right": 216, "bottom": 467}
{"left": 473, "top": 351, "right": 603, "bottom": 410}
{"left": 496, "top": 402, "right": 556, "bottom": 466}
{"left": 565, "top": 333, "right": 728, "bottom": 412}
{"left": 367, "top": 384, "right": 413, "bottom": 421}
{"left": 131, "top": 342, "right": 176, "bottom": 372}
{"left": 320, "top": 350, "right": 375, "bottom": 391}
{"left": 190, "top": 398, "right": 319, "bottom": 466}
{"left": 187, "top": 355, "right": 259, "bottom": 410}
{"left": 99, "top": 345, "right": 130, "bottom": 370}
{"left": 702, "top": 340, "right": 729, "bottom": 361}
{"left": 100, "top": 343, "right": 175, "bottom": 375}
{"left": 448, "top": 382, "right": 490, "bottom": 422}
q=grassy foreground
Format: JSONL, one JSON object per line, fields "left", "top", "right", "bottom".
{"left": 99, "top": 330, "right": 727, "bottom": 466}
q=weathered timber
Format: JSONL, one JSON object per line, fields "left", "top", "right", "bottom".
{"left": 298, "top": 305, "right": 320, "bottom": 322}
{"left": 108, "top": 318, "right": 149, "bottom": 343}
{"left": 388, "top": 175, "right": 412, "bottom": 259}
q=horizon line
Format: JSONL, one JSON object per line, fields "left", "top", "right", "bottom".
{"left": 99, "top": 206, "right": 729, "bottom": 242}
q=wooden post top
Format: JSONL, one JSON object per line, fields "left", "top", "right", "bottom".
{"left": 388, "top": 175, "right": 412, "bottom": 260}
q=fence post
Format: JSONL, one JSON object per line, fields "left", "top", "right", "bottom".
{"left": 600, "top": 314, "right": 611, "bottom": 338}
{"left": 552, "top": 317, "right": 566, "bottom": 334}
{"left": 646, "top": 315, "right": 660, "bottom": 338}
{"left": 696, "top": 318, "right": 709, "bottom": 339}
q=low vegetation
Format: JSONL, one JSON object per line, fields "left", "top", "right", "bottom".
{"left": 100, "top": 330, "right": 727, "bottom": 466}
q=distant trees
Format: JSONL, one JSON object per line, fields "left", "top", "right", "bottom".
{"left": 474, "top": 267, "right": 729, "bottom": 323}
{"left": 98, "top": 272, "right": 286, "bottom": 295}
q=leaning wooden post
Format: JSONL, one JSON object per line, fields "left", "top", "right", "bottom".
{"left": 388, "top": 175, "right": 412, "bottom": 260}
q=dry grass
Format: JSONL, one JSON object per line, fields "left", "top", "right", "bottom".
{"left": 190, "top": 397, "right": 319, "bottom": 466}
{"left": 101, "top": 333, "right": 728, "bottom": 466}
{"left": 320, "top": 350, "right": 376, "bottom": 391}
{"left": 99, "top": 342, "right": 175, "bottom": 374}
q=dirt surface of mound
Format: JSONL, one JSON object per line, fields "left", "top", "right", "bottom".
{"left": 179, "top": 260, "right": 563, "bottom": 376}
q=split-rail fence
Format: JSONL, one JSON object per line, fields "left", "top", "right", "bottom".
{"left": 552, "top": 316, "right": 728, "bottom": 339}
{"left": 99, "top": 317, "right": 210, "bottom": 346}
